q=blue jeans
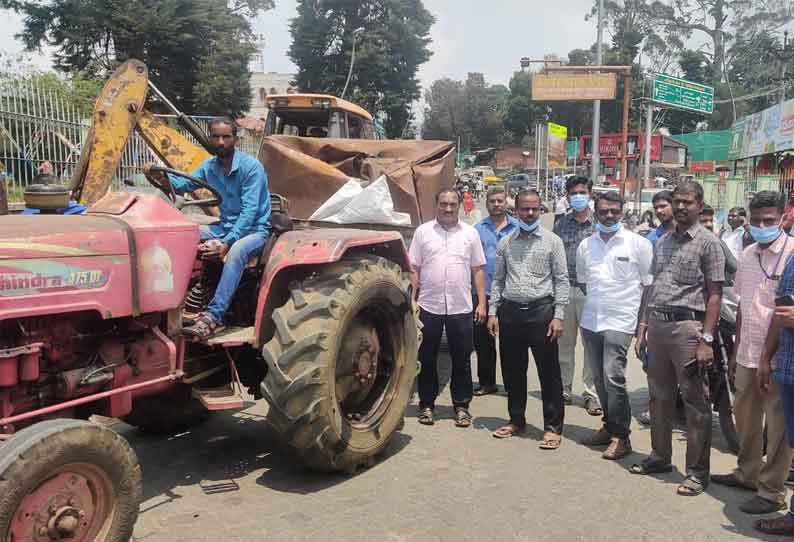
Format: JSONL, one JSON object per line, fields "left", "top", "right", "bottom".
{"left": 582, "top": 327, "right": 633, "bottom": 439}
{"left": 199, "top": 225, "right": 269, "bottom": 323}
{"left": 781, "top": 382, "right": 794, "bottom": 518}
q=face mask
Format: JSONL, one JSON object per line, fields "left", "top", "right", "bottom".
{"left": 596, "top": 221, "right": 622, "bottom": 234}
{"left": 749, "top": 224, "right": 781, "bottom": 244}
{"left": 569, "top": 194, "right": 590, "bottom": 212}
{"left": 518, "top": 219, "right": 539, "bottom": 233}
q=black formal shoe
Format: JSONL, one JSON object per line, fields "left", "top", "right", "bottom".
{"left": 473, "top": 385, "right": 498, "bottom": 396}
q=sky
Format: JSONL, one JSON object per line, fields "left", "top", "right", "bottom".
{"left": 253, "top": 0, "right": 598, "bottom": 88}
{"left": 1, "top": 0, "right": 600, "bottom": 89}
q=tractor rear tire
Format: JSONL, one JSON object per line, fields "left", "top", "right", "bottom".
{"left": 122, "top": 385, "right": 211, "bottom": 434}
{"left": 0, "top": 419, "right": 141, "bottom": 541}
{"left": 261, "top": 256, "right": 419, "bottom": 473}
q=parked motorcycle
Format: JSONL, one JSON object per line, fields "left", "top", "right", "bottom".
{"left": 710, "top": 287, "right": 740, "bottom": 453}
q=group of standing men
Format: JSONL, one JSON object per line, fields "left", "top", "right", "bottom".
{"left": 407, "top": 174, "right": 794, "bottom": 535}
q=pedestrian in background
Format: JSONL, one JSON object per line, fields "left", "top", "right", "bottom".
{"left": 700, "top": 205, "right": 738, "bottom": 286}
{"left": 578, "top": 191, "right": 653, "bottom": 460}
{"left": 721, "top": 207, "right": 749, "bottom": 259}
{"left": 712, "top": 191, "right": 794, "bottom": 515}
{"left": 554, "top": 193, "right": 569, "bottom": 224}
{"left": 632, "top": 180, "right": 725, "bottom": 497}
{"left": 463, "top": 190, "right": 475, "bottom": 216}
{"left": 409, "top": 188, "right": 487, "bottom": 428}
{"left": 473, "top": 187, "right": 519, "bottom": 396}
{"left": 645, "top": 191, "right": 675, "bottom": 247}
{"left": 489, "top": 189, "right": 569, "bottom": 449}
{"left": 553, "top": 176, "right": 602, "bottom": 416}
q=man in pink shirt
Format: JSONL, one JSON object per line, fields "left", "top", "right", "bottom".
{"left": 409, "top": 188, "right": 487, "bottom": 428}
{"left": 712, "top": 191, "right": 794, "bottom": 514}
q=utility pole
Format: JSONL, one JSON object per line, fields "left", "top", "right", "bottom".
{"left": 590, "top": 0, "right": 604, "bottom": 185}
{"left": 642, "top": 99, "right": 652, "bottom": 212}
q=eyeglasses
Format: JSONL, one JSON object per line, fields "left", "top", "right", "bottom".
{"left": 597, "top": 208, "right": 622, "bottom": 216}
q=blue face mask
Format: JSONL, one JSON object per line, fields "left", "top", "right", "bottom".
{"left": 518, "top": 219, "right": 539, "bottom": 233}
{"left": 596, "top": 221, "right": 622, "bottom": 234}
{"left": 749, "top": 224, "right": 781, "bottom": 244}
{"left": 569, "top": 194, "right": 590, "bottom": 212}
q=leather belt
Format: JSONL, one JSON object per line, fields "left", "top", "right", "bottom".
{"left": 648, "top": 308, "right": 705, "bottom": 322}
{"left": 503, "top": 296, "right": 554, "bottom": 311}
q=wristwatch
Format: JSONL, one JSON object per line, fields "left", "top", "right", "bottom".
{"left": 701, "top": 333, "right": 714, "bottom": 345}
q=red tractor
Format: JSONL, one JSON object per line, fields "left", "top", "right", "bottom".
{"left": 0, "top": 62, "right": 454, "bottom": 541}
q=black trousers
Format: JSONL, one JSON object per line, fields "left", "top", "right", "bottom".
{"left": 498, "top": 301, "right": 564, "bottom": 433}
{"left": 418, "top": 309, "right": 474, "bottom": 411}
{"left": 473, "top": 295, "right": 499, "bottom": 389}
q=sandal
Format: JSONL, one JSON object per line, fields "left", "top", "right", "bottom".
{"left": 539, "top": 431, "right": 562, "bottom": 450}
{"left": 454, "top": 408, "right": 472, "bottom": 428}
{"left": 493, "top": 424, "right": 523, "bottom": 439}
{"left": 629, "top": 458, "right": 673, "bottom": 475}
{"left": 584, "top": 396, "right": 603, "bottom": 416}
{"left": 418, "top": 408, "right": 434, "bottom": 426}
{"left": 755, "top": 515, "right": 794, "bottom": 536}
{"left": 677, "top": 476, "right": 706, "bottom": 496}
{"left": 182, "top": 313, "right": 225, "bottom": 341}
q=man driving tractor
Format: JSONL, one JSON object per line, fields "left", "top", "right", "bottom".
{"left": 145, "top": 117, "right": 272, "bottom": 340}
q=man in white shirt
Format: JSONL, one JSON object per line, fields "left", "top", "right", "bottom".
{"left": 577, "top": 190, "right": 653, "bottom": 460}
{"left": 409, "top": 188, "right": 487, "bottom": 428}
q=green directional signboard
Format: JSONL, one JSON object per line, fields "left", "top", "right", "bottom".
{"left": 652, "top": 74, "right": 714, "bottom": 115}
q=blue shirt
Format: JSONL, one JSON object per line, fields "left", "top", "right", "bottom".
{"left": 775, "top": 255, "right": 794, "bottom": 385}
{"left": 474, "top": 215, "right": 519, "bottom": 294}
{"left": 646, "top": 225, "right": 667, "bottom": 247}
{"left": 170, "top": 150, "right": 271, "bottom": 245}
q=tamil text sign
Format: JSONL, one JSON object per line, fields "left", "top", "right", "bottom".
{"left": 652, "top": 74, "right": 714, "bottom": 115}
{"left": 532, "top": 73, "right": 617, "bottom": 101}
{"left": 547, "top": 123, "right": 567, "bottom": 168}
{"left": 732, "top": 99, "right": 794, "bottom": 159}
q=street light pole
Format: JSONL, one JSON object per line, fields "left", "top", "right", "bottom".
{"left": 590, "top": 0, "right": 604, "bottom": 184}
{"left": 341, "top": 27, "right": 365, "bottom": 99}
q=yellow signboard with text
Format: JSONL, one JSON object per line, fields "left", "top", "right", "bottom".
{"left": 547, "top": 122, "right": 567, "bottom": 168}
{"left": 532, "top": 73, "right": 617, "bottom": 101}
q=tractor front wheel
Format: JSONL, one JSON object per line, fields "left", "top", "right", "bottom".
{"left": 261, "top": 256, "right": 419, "bottom": 473}
{"left": 0, "top": 419, "right": 141, "bottom": 541}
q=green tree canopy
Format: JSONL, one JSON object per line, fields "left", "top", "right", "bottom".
{"left": 422, "top": 73, "right": 508, "bottom": 148}
{"left": 288, "top": 0, "right": 434, "bottom": 139}
{"left": 0, "top": 0, "right": 274, "bottom": 116}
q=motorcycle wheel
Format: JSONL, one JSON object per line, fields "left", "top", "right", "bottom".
{"left": 717, "top": 388, "right": 740, "bottom": 454}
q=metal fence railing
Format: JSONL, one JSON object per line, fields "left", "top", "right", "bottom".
{"left": 0, "top": 73, "right": 263, "bottom": 202}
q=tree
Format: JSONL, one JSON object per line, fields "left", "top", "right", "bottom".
{"left": 288, "top": 0, "right": 434, "bottom": 139}
{"left": 422, "top": 73, "right": 508, "bottom": 148}
{"left": 422, "top": 78, "right": 465, "bottom": 141}
{"left": 1, "top": 0, "right": 273, "bottom": 116}
{"left": 647, "top": 0, "right": 794, "bottom": 84}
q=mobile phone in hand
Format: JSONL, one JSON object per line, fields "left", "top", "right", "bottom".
{"left": 775, "top": 294, "right": 794, "bottom": 307}
{"left": 683, "top": 358, "right": 700, "bottom": 377}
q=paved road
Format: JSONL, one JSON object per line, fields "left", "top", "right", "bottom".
{"left": 126, "top": 202, "right": 785, "bottom": 541}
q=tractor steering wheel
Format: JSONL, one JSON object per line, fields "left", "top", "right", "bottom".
{"left": 145, "top": 166, "right": 223, "bottom": 208}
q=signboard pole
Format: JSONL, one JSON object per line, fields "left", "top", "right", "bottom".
{"left": 545, "top": 122, "right": 549, "bottom": 198}
{"left": 591, "top": 0, "right": 604, "bottom": 185}
{"left": 536, "top": 123, "right": 541, "bottom": 196}
{"left": 620, "top": 75, "right": 632, "bottom": 197}
{"left": 643, "top": 101, "right": 652, "bottom": 189}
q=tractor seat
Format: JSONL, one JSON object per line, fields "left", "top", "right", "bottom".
{"left": 245, "top": 212, "right": 293, "bottom": 268}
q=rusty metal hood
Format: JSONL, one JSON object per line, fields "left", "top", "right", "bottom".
{"left": 0, "top": 215, "right": 130, "bottom": 260}
{"left": 257, "top": 136, "right": 456, "bottom": 226}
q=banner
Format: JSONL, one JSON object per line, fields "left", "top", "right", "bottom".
{"left": 532, "top": 73, "right": 617, "bottom": 101}
{"left": 547, "top": 123, "right": 567, "bottom": 168}
{"left": 733, "top": 99, "right": 794, "bottom": 159}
